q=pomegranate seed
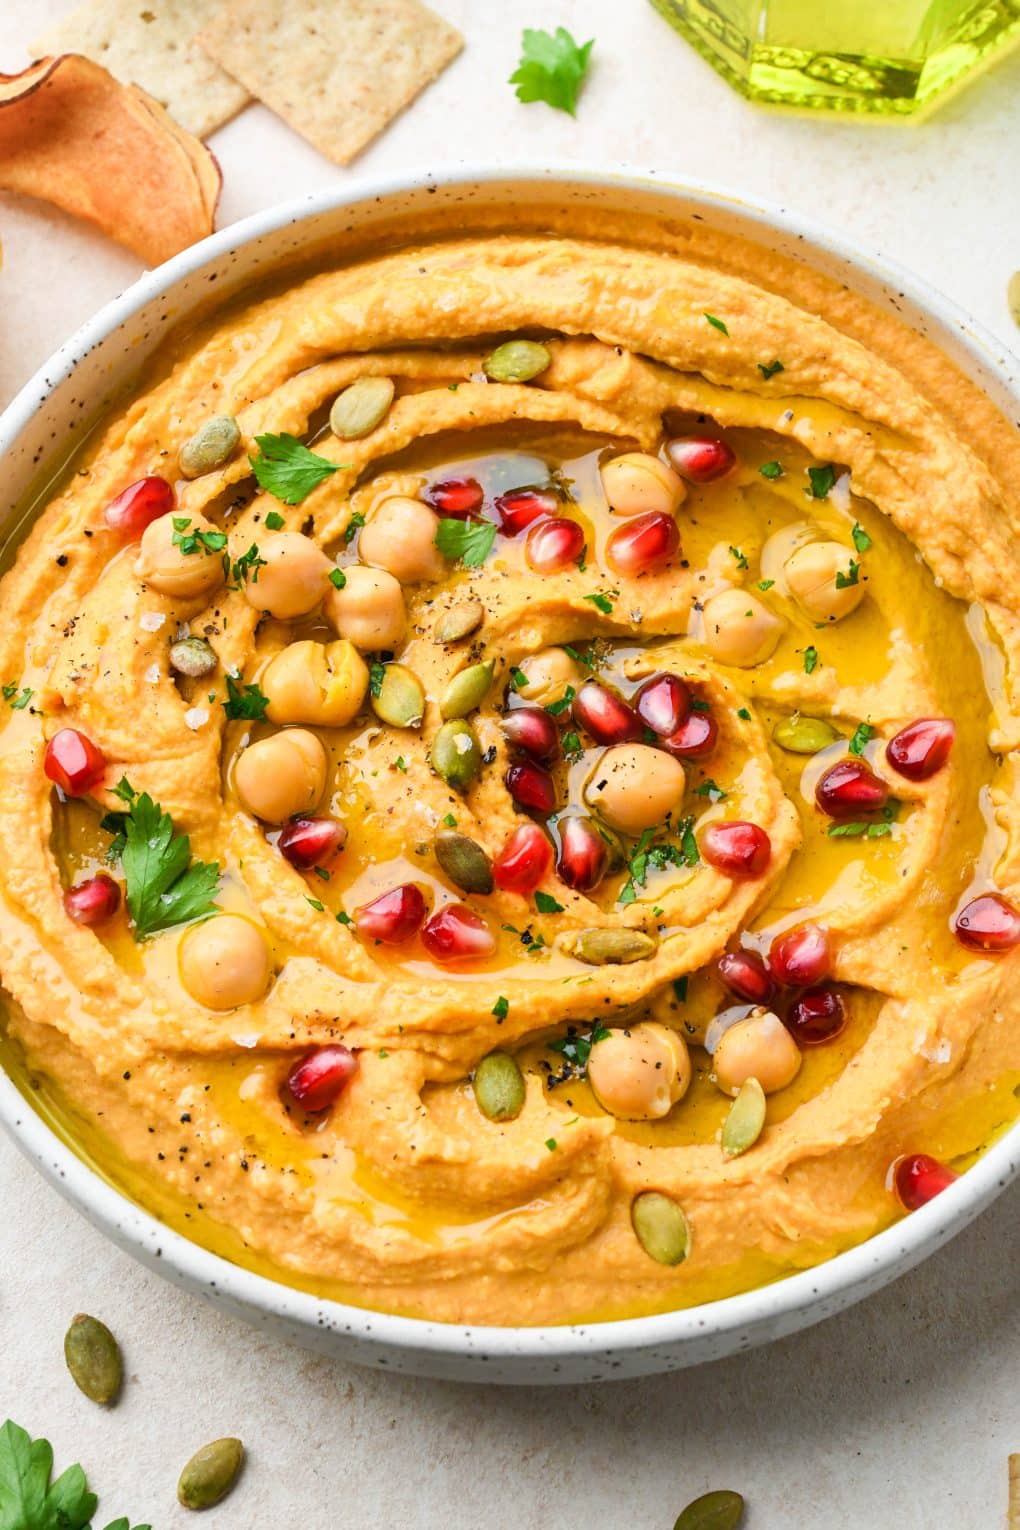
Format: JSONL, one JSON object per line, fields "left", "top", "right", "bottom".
{"left": 505, "top": 760, "right": 557, "bottom": 814}
{"left": 64, "top": 873, "right": 120, "bottom": 926}
{"left": 718, "top": 949, "right": 774, "bottom": 1005}
{"left": 894, "top": 1152, "right": 958, "bottom": 1211}
{"left": 701, "top": 821, "right": 771, "bottom": 878}
{"left": 425, "top": 476, "right": 484, "bottom": 517}
{"left": 526, "top": 516, "right": 585, "bottom": 572}
{"left": 815, "top": 758, "right": 889, "bottom": 819}
{"left": 103, "top": 475, "right": 174, "bottom": 536}
{"left": 43, "top": 728, "right": 106, "bottom": 796}
{"left": 665, "top": 436, "right": 737, "bottom": 484}
{"left": 354, "top": 883, "right": 426, "bottom": 944}
{"left": 501, "top": 706, "right": 560, "bottom": 765}
{"left": 786, "top": 986, "right": 846, "bottom": 1045}
{"left": 556, "top": 815, "right": 608, "bottom": 892}
{"left": 286, "top": 1044, "right": 358, "bottom": 1112}
{"left": 886, "top": 718, "right": 955, "bottom": 782}
{"left": 768, "top": 923, "right": 831, "bottom": 986}
{"left": 493, "top": 823, "right": 553, "bottom": 893}
{"left": 421, "top": 903, "right": 495, "bottom": 961}
{"left": 634, "top": 673, "right": 690, "bottom": 737}
{"left": 661, "top": 711, "right": 718, "bottom": 761}
{"left": 495, "top": 487, "right": 558, "bottom": 536}
{"left": 953, "top": 893, "right": 1020, "bottom": 953}
{"left": 278, "top": 817, "right": 347, "bottom": 870}
{"left": 605, "top": 510, "right": 680, "bottom": 576}
{"left": 571, "top": 681, "right": 641, "bottom": 745}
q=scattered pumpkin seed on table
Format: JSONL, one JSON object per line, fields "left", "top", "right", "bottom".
{"left": 673, "top": 1488, "right": 745, "bottom": 1530}
{"left": 177, "top": 1436, "right": 245, "bottom": 1511}
{"left": 63, "top": 1313, "right": 122, "bottom": 1405}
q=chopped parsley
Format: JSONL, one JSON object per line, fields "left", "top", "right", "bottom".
{"left": 170, "top": 516, "right": 227, "bottom": 556}
{"left": 548, "top": 1023, "right": 610, "bottom": 1080}
{"left": 803, "top": 646, "right": 819, "bottom": 674}
{"left": 545, "top": 1138, "right": 558, "bottom": 1151}
{"left": 758, "top": 461, "right": 784, "bottom": 480}
{"left": 807, "top": 463, "right": 837, "bottom": 500}
{"left": 848, "top": 722, "right": 874, "bottom": 757}
{"left": 534, "top": 890, "right": 565, "bottom": 914}
{"left": 492, "top": 995, "right": 510, "bottom": 1020}
{"left": 737, "top": 707, "right": 751, "bottom": 721}
{"left": 509, "top": 26, "right": 594, "bottom": 116}
{"left": 618, "top": 821, "right": 699, "bottom": 903}
{"left": 2, "top": 684, "right": 32, "bottom": 709}
{"left": 509, "top": 666, "right": 529, "bottom": 691}
{"left": 544, "top": 685, "right": 576, "bottom": 717}
{"left": 729, "top": 546, "right": 749, "bottom": 571}
{"left": 107, "top": 778, "right": 219, "bottom": 939}
{"left": 835, "top": 560, "right": 860, "bottom": 589}
{"left": 343, "top": 511, "right": 366, "bottom": 546}
{"left": 695, "top": 778, "right": 727, "bottom": 801}
{"left": 757, "top": 359, "right": 785, "bottom": 380}
{"left": 394, "top": 755, "right": 408, "bottom": 773}
{"left": 562, "top": 729, "right": 583, "bottom": 761}
{"left": 442, "top": 812, "right": 457, "bottom": 828}
{"left": 673, "top": 976, "right": 688, "bottom": 1003}
{"left": 249, "top": 432, "right": 341, "bottom": 504}
{"left": 369, "top": 661, "right": 386, "bottom": 698}
{"left": 827, "top": 821, "right": 893, "bottom": 839}
{"left": 852, "top": 521, "right": 872, "bottom": 553}
{"left": 757, "top": 578, "right": 775, "bottom": 592}
{"left": 435, "top": 516, "right": 496, "bottom": 568}
{"left": 336, "top": 910, "right": 353, "bottom": 926}
{"left": 229, "top": 542, "right": 267, "bottom": 586}
{"left": 264, "top": 509, "right": 286, "bottom": 530}
{"left": 329, "top": 567, "right": 346, "bottom": 589}
{"left": 222, "top": 673, "right": 270, "bottom": 721}
{"left": 704, "top": 312, "right": 729, "bottom": 335}
{"left": 583, "top": 590, "right": 617, "bottom": 616}
{"left": 690, "top": 698, "right": 711, "bottom": 713}
{"left": 306, "top": 896, "right": 325, "bottom": 911}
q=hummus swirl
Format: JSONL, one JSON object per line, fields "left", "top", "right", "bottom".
{"left": 0, "top": 217, "right": 1018, "bottom": 1325}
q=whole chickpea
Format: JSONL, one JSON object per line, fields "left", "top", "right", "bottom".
{"left": 712, "top": 1008, "right": 802, "bottom": 1096}
{"left": 600, "top": 453, "right": 686, "bottom": 518}
{"left": 514, "top": 647, "right": 584, "bottom": 708}
{"left": 324, "top": 564, "right": 406, "bottom": 651}
{"left": 261, "top": 639, "right": 368, "bottom": 727}
{"left": 587, "top": 1022, "right": 691, "bottom": 1120}
{"left": 135, "top": 512, "right": 225, "bottom": 599}
{"left": 242, "top": 531, "right": 333, "bottom": 619}
{"left": 783, "top": 540, "right": 864, "bottom": 623}
{"left": 358, "top": 496, "right": 445, "bottom": 584}
{"left": 585, "top": 743, "right": 685, "bottom": 835}
{"left": 701, "top": 588, "right": 783, "bottom": 667}
{"left": 233, "top": 727, "right": 327, "bottom": 823}
{"left": 179, "top": 913, "right": 271, "bottom": 1010}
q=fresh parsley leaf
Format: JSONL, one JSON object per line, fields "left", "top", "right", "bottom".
{"left": 100, "top": 810, "right": 128, "bottom": 862}
{"left": 223, "top": 673, "right": 269, "bottom": 721}
{"left": 758, "top": 460, "right": 784, "bottom": 480}
{"left": 343, "top": 511, "right": 366, "bottom": 546}
{"left": 757, "top": 359, "right": 785, "bottom": 379}
{"left": 852, "top": 521, "right": 872, "bottom": 553}
{"left": 827, "top": 821, "right": 892, "bottom": 838}
{"left": 679, "top": 817, "right": 700, "bottom": 866}
{"left": 584, "top": 591, "right": 615, "bottom": 615}
{"left": 835, "top": 559, "right": 860, "bottom": 589}
{"left": 229, "top": 542, "right": 267, "bottom": 587}
{"left": 509, "top": 26, "right": 593, "bottom": 116}
{"left": 544, "top": 685, "right": 575, "bottom": 717}
{"left": 492, "top": 995, "right": 509, "bottom": 1020}
{"left": 0, "top": 1420, "right": 151, "bottom": 1530}
{"left": 535, "top": 890, "right": 564, "bottom": 914}
{"left": 329, "top": 567, "right": 346, "bottom": 589}
{"left": 170, "top": 516, "right": 227, "bottom": 556}
{"left": 110, "top": 782, "right": 220, "bottom": 939}
{"left": 704, "top": 312, "right": 729, "bottom": 335}
{"left": 807, "top": 463, "right": 836, "bottom": 499}
{"left": 435, "top": 517, "right": 496, "bottom": 568}
{"left": 803, "top": 646, "right": 819, "bottom": 674}
{"left": 729, "top": 546, "right": 749, "bottom": 571}
{"left": 369, "top": 661, "right": 386, "bottom": 698}
{"left": 848, "top": 722, "right": 874, "bottom": 757}
{"left": 264, "top": 510, "right": 286, "bottom": 531}
{"left": 249, "top": 432, "right": 340, "bottom": 505}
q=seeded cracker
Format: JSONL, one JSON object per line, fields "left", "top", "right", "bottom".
{"left": 32, "top": 0, "right": 249, "bottom": 139}
{"left": 197, "top": 0, "right": 462, "bottom": 166}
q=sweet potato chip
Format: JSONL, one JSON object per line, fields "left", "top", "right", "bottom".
{"left": 0, "top": 54, "right": 221, "bottom": 267}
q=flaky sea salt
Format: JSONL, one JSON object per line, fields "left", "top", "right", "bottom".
{"left": 139, "top": 611, "right": 165, "bottom": 632}
{"left": 184, "top": 707, "right": 209, "bottom": 731}
{"left": 144, "top": 662, "right": 161, "bottom": 684}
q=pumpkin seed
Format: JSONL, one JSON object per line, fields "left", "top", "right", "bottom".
{"left": 177, "top": 1437, "right": 245, "bottom": 1511}
{"left": 63, "top": 1314, "right": 122, "bottom": 1405}
{"left": 169, "top": 636, "right": 218, "bottom": 679}
{"left": 430, "top": 719, "right": 482, "bottom": 790}
{"left": 434, "top": 600, "right": 484, "bottom": 644}
{"left": 179, "top": 414, "right": 240, "bottom": 478}
{"left": 435, "top": 830, "right": 494, "bottom": 894}
{"left": 721, "top": 1076, "right": 766, "bottom": 1158}
{"left": 772, "top": 714, "right": 839, "bottom": 753}
{"left": 631, "top": 1191, "right": 690, "bottom": 1266}
{"left": 673, "top": 1489, "right": 745, "bottom": 1530}
{"left": 440, "top": 661, "right": 493, "bottom": 719}
{"left": 1009, "top": 271, "right": 1020, "bottom": 327}
{"left": 483, "top": 340, "right": 551, "bottom": 384}
{"left": 372, "top": 663, "right": 425, "bottom": 728}
{"left": 570, "top": 928, "right": 658, "bottom": 965}
{"left": 473, "top": 1052, "right": 525, "bottom": 1121}
{"left": 329, "top": 376, "right": 395, "bottom": 440}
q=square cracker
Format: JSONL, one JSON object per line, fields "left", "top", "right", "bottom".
{"left": 198, "top": 0, "right": 463, "bottom": 166}
{"left": 33, "top": 0, "right": 250, "bottom": 139}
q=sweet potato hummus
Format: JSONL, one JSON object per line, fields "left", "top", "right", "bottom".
{"left": 1, "top": 209, "right": 1019, "bottom": 1326}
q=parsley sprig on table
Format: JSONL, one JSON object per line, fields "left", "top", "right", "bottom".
{"left": 0, "top": 1418, "right": 149, "bottom": 1530}
{"left": 249, "top": 432, "right": 342, "bottom": 505}
{"left": 103, "top": 779, "right": 219, "bottom": 939}
{"left": 509, "top": 27, "right": 593, "bottom": 116}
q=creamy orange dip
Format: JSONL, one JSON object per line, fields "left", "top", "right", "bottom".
{"left": 1, "top": 210, "right": 1019, "bottom": 1326}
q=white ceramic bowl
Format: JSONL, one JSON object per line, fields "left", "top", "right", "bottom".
{"left": 1, "top": 167, "right": 1018, "bottom": 1385}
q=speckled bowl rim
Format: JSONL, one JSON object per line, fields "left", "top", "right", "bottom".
{"left": 0, "top": 164, "right": 1018, "bottom": 1376}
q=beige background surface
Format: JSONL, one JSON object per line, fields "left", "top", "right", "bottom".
{"left": 1, "top": 2, "right": 1019, "bottom": 1525}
